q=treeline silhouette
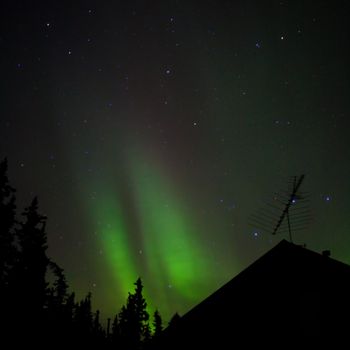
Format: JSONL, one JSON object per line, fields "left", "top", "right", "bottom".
{"left": 0, "top": 158, "right": 177, "bottom": 349}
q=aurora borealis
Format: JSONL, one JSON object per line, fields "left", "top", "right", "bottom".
{"left": 1, "top": 1, "right": 349, "bottom": 324}
{"left": 79, "top": 141, "right": 227, "bottom": 319}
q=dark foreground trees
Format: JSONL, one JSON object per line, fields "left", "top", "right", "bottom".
{"left": 0, "top": 158, "right": 166, "bottom": 349}
{"left": 113, "top": 278, "right": 150, "bottom": 349}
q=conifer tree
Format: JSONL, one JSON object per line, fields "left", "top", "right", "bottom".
{"left": 64, "top": 292, "right": 76, "bottom": 340}
{"left": 8, "top": 196, "right": 50, "bottom": 343}
{"left": 143, "top": 322, "right": 151, "bottom": 343}
{"left": 93, "top": 309, "right": 101, "bottom": 333}
{"left": 92, "top": 309, "right": 105, "bottom": 344}
{"left": 46, "top": 261, "right": 70, "bottom": 339}
{"left": 168, "top": 312, "right": 181, "bottom": 328}
{"left": 65, "top": 292, "right": 76, "bottom": 324}
{"left": 132, "top": 277, "right": 150, "bottom": 342}
{"left": 119, "top": 277, "right": 150, "bottom": 349}
{"left": 0, "top": 158, "right": 17, "bottom": 289}
{"left": 0, "top": 158, "right": 17, "bottom": 337}
{"left": 49, "top": 261, "right": 69, "bottom": 306}
{"left": 111, "top": 313, "right": 120, "bottom": 343}
{"left": 75, "top": 292, "right": 93, "bottom": 334}
{"left": 16, "top": 197, "right": 50, "bottom": 317}
{"left": 153, "top": 309, "right": 163, "bottom": 337}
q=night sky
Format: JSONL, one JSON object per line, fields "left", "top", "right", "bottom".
{"left": 1, "top": 1, "right": 349, "bottom": 323}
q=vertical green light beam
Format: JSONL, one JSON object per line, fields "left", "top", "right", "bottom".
{"left": 89, "top": 188, "right": 139, "bottom": 300}
{"left": 127, "top": 152, "right": 215, "bottom": 316}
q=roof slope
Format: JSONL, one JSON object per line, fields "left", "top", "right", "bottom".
{"left": 150, "top": 240, "right": 350, "bottom": 348}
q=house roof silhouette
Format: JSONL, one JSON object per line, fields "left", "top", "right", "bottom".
{"left": 150, "top": 240, "right": 350, "bottom": 348}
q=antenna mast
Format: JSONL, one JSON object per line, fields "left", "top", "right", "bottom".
{"left": 249, "top": 174, "right": 311, "bottom": 243}
{"left": 272, "top": 175, "right": 305, "bottom": 243}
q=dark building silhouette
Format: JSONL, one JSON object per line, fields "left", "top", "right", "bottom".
{"left": 150, "top": 240, "right": 350, "bottom": 349}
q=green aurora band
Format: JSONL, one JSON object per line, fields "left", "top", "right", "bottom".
{"left": 126, "top": 153, "right": 215, "bottom": 316}
{"left": 91, "top": 193, "right": 139, "bottom": 300}
{"left": 85, "top": 147, "right": 221, "bottom": 320}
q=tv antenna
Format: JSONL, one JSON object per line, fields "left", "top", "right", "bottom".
{"left": 249, "top": 175, "right": 311, "bottom": 243}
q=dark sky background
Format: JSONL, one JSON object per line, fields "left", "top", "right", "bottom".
{"left": 1, "top": 0, "right": 349, "bottom": 324}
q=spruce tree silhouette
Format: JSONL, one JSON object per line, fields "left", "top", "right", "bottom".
{"left": 0, "top": 158, "right": 17, "bottom": 338}
{"left": 119, "top": 304, "right": 129, "bottom": 348}
{"left": 46, "top": 261, "right": 71, "bottom": 344}
{"left": 119, "top": 277, "right": 150, "bottom": 350}
{"left": 74, "top": 292, "right": 94, "bottom": 343}
{"left": 49, "top": 261, "right": 69, "bottom": 306}
{"left": 168, "top": 312, "right": 181, "bottom": 327}
{"left": 152, "top": 310, "right": 163, "bottom": 338}
{"left": 92, "top": 309, "right": 106, "bottom": 345}
{"left": 143, "top": 322, "right": 151, "bottom": 344}
{"left": 15, "top": 196, "right": 50, "bottom": 342}
{"left": 0, "top": 157, "right": 17, "bottom": 283}
{"left": 64, "top": 291, "right": 76, "bottom": 339}
{"left": 111, "top": 313, "right": 120, "bottom": 346}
